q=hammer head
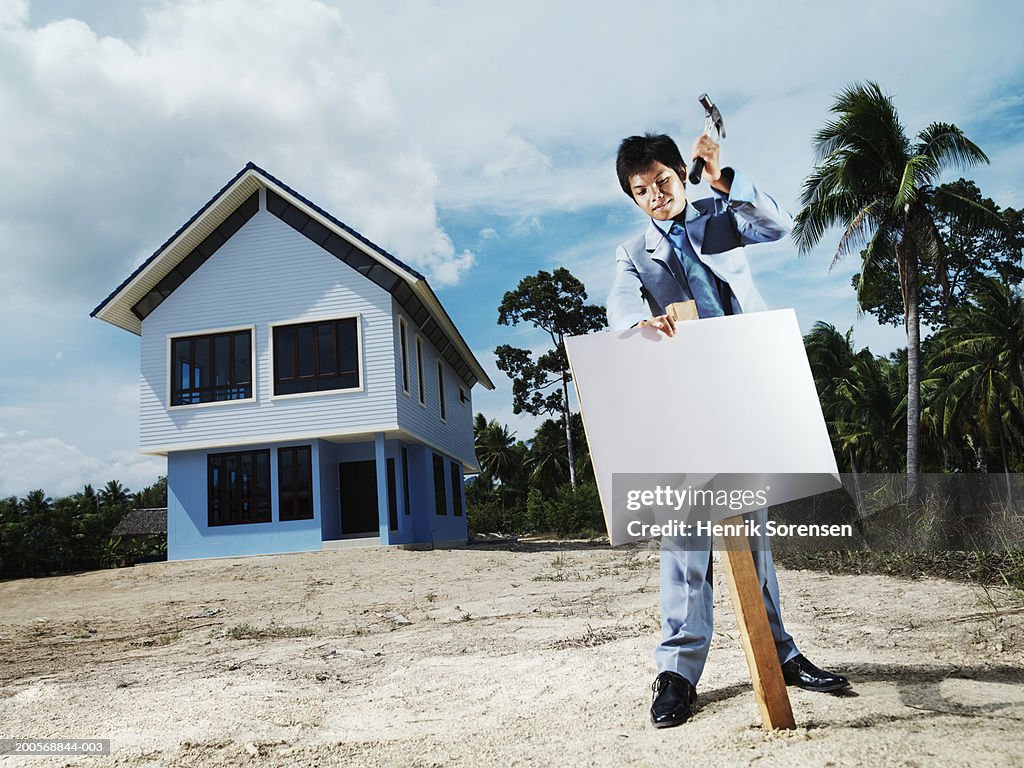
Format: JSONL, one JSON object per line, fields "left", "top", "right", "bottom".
{"left": 697, "top": 93, "right": 725, "bottom": 141}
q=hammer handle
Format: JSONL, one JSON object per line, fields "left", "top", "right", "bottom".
{"left": 688, "top": 157, "right": 705, "bottom": 186}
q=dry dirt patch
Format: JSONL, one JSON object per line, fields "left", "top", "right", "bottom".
{"left": 1, "top": 542, "right": 1023, "bottom": 767}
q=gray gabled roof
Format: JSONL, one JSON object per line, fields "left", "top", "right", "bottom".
{"left": 91, "top": 162, "right": 493, "bottom": 390}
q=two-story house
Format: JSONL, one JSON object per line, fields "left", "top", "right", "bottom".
{"left": 92, "top": 163, "right": 493, "bottom": 561}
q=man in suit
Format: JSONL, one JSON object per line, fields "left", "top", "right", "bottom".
{"left": 606, "top": 132, "right": 850, "bottom": 729}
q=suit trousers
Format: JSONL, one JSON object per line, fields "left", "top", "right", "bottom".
{"left": 656, "top": 507, "right": 800, "bottom": 685}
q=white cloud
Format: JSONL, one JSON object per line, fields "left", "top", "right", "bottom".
{"left": 0, "top": 0, "right": 25, "bottom": 26}
{"left": 0, "top": 0, "right": 474, "bottom": 295}
{"left": 0, "top": 432, "right": 164, "bottom": 498}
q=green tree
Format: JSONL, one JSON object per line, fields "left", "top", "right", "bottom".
{"left": 18, "top": 490, "right": 55, "bottom": 576}
{"left": 526, "top": 414, "right": 591, "bottom": 497}
{"left": 803, "top": 322, "right": 905, "bottom": 473}
{"left": 834, "top": 351, "right": 906, "bottom": 473}
{"left": 793, "top": 81, "right": 991, "bottom": 482}
{"left": 134, "top": 476, "right": 168, "bottom": 508}
{"left": 495, "top": 268, "right": 605, "bottom": 487}
{"left": 0, "top": 496, "right": 21, "bottom": 577}
{"left": 803, "top": 322, "right": 859, "bottom": 468}
{"left": 474, "top": 417, "right": 520, "bottom": 488}
{"left": 929, "top": 278, "right": 1024, "bottom": 489}
{"left": 853, "top": 179, "right": 1024, "bottom": 328}
{"left": 98, "top": 479, "right": 131, "bottom": 507}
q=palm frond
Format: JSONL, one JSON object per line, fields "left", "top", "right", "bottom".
{"left": 930, "top": 186, "right": 1004, "bottom": 230}
{"left": 893, "top": 155, "right": 936, "bottom": 210}
{"left": 916, "top": 122, "right": 990, "bottom": 172}
{"left": 834, "top": 199, "right": 887, "bottom": 264}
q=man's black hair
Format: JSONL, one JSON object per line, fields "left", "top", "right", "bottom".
{"left": 616, "top": 133, "right": 686, "bottom": 198}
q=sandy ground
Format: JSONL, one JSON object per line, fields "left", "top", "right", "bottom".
{"left": 2, "top": 541, "right": 1023, "bottom": 768}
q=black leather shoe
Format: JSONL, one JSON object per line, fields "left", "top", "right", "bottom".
{"left": 650, "top": 671, "right": 698, "bottom": 728}
{"left": 781, "top": 654, "right": 850, "bottom": 692}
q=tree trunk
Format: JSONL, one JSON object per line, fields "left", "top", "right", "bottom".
{"left": 562, "top": 375, "right": 577, "bottom": 488}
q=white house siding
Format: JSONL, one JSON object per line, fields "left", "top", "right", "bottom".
{"left": 393, "top": 301, "right": 476, "bottom": 470}
{"left": 139, "top": 209, "right": 398, "bottom": 452}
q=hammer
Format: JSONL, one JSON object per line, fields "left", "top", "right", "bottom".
{"left": 688, "top": 94, "right": 726, "bottom": 185}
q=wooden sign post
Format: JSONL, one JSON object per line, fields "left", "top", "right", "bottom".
{"left": 668, "top": 301, "right": 795, "bottom": 731}
{"left": 719, "top": 517, "right": 796, "bottom": 729}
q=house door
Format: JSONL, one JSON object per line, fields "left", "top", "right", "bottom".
{"left": 338, "top": 460, "right": 379, "bottom": 535}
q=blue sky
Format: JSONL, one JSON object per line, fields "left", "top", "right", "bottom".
{"left": 1, "top": 0, "right": 1022, "bottom": 497}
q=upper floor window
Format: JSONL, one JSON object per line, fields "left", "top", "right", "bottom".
{"left": 399, "top": 318, "right": 410, "bottom": 394}
{"left": 171, "top": 329, "right": 252, "bottom": 406}
{"left": 416, "top": 337, "right": 425, "bottom": 406}
{"left": 438, "top": 360, "right": 446, "bottom": 421}
{"left": 273, "top": 317, "right": 360, "bottom": 396}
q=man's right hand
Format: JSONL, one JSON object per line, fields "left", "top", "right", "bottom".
{"left": 638, "top": 314, "right": 676, "bottom": 337}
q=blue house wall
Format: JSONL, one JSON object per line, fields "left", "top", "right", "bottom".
{"left": 166, "top": 437, "right": 467, "bottom": 560}
{"left": 167, "top": 440, "right": 324, "bottom": 561}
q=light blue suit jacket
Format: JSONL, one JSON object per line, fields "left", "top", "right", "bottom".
{"left": 606, "top": 169, "right": 793, "bottom": 330}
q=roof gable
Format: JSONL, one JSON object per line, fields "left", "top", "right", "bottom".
{"left": 92, "top": 163, "right": 493, "bottom": 390}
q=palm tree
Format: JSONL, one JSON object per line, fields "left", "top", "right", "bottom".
{"left": 98, "top": 479, "right": 130, "bottom": 507}
{"left": 527, "top": 419, "right": 570, "bottom": 497}
{"left": 804, "top": 321, "right": 858, "bottom": 462}
{"left": 475, "top": 418, "right": 519, "bottom": 487}
{"left": 803, "top": 322, "right": 904, "bottom": 473}
{"left": 793, "top": 81, "right": 991, "bottom": 486}
{"left": 833, "top": 351, "right": 906, "bottom": 474}
{"left": 19, "top": 489, "right": 53, "bottom": 515}
{"left": 929, "top": 278, "right": 1024, "bottom": 501}
{"left": 72, "top": 484, "right": 99, "bottom": 514}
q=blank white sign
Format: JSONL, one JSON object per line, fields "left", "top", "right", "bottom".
{"left": 564, "top": 309, "right": 840, "bottom": 545}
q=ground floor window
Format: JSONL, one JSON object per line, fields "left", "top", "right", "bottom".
{"left": 401, "top": 447, "right": 411, "bottom": 516}
{"left": 450, "top": 462, "right": 463, "bottom": 517}
{"left": 278, "top": 446, "right": 313, "bottom": 521}
{"left": 208, "top": 450, "right": 270, "bottom": 525}
{"left": 433, "top": 453, "right": 447, "bottom": 516}
{"left": 387, "top": 458, "right": 398, "bottom": 531}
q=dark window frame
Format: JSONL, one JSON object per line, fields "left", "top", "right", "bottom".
{"left": 401, "top": 446, "right": 411, "bottom": 516}
{"left": 438, "top": 360, "right": 446, "bottom": 421}
{"left": 170, "top": 328, "right": 253, "bottom": 407}
{"left": 399, "top": 317, "right": 410, "bottom": 394}
{"left": 433, "top": 453, "right": 447, "bottom": 516}
{"left": 278, "top": 445, "right": 314, "bottom": 521}
{"left": 416, "top": 336, "right": 426, "bottom": 406}
{"left": 387, "top": 458, "right": 398, "bottom": 532}
{"left": 450, "top": 462, "right": 463, "bottom": 517}
{"left": 208, "top": 449, "right": 271, "bottom": 526}
{"left": 272, "top": 315, "right": 361, "bottom": 396}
